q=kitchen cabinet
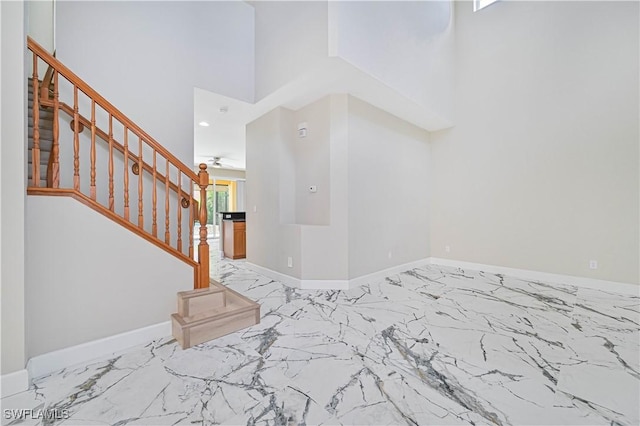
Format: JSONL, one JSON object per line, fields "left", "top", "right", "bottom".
{"left": 223, "top": 220, "right": 246, "bottom": 259}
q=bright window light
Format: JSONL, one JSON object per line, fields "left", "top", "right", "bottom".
{"left": 474, "top": 0, "right": 499, "bottom": 12}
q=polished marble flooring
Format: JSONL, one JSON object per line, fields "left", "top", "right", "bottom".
{"left": 2, "top": 260, "right": 639, "bottom": 425}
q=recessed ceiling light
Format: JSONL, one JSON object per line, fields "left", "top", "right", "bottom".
{"left": 198, "top": 121, "right": 210, "bottom": 127}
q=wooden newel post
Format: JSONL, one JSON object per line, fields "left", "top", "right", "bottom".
{"left": 197, "top": 163, "right": 210, "bottom": 289}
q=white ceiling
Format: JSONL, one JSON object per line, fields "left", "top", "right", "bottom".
{"left": 193, "top": 57, "right": 453, "bottom": 171}
{"left": 194, "top": 89, "right": 253, "bottom": 170}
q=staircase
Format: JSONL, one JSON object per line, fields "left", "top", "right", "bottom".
{"left": 172, "top": 280, "right": 260, "bottom": 349}
{"left": 27, "top": 78, "right": 53, "bottom": 184}
{"left": 26, "top": 37, "right": 259, "bottom": 348}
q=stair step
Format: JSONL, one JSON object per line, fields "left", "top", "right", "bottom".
{"left": 27, "top": 112, "right": 53, "bottom": 130}
{"left": 27, "top": 137, "right": 53, "bottom": 152}
{"left": 27, "top": 166, "right": 48, "bottom": 182}
{"left": 27, "top": 108, "right": 53, "bottom": 124}
{"left": 27, "top": 99, "right": 54, "bottom": 115}
{"left": 27, "top": 98, "right": 53, "bottom": 112}
{"left": 28, "top": 127, "right": 54, "bottom": 142}
{"left": 27, "top": 92, "right": 52, "bottom": 101}
{"left": 27, "top": 78, "right": 53, "bottom": 89}
{"left": 27, "top": 88, "right": 52, "bottom": 99}
{"left": 172, "top": 281, "right": 260, "bottom": 349}
{"left": 27, "top": 120, "right": 54, "bottom": 132}
{"left": 28, "top": 149, "right": 50, "bottom": 166}
{"left": 177, "top": 286, "right": 227, "bottom": 320}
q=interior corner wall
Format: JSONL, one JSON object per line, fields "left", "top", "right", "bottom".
{"left": 330, "top": 1, "right": 454, "bottom": 122}
{"left": 247, "top": 94, "right": 429, "bottom": 283}
{"left": 0, "top": 0, "right": 27, "bottom": 376}
{"left": 430, "top": 1, "right": 640, "bottom": 284}
{"left": 25, "top": 196, "right": 193, "bottom": 358}
{"left": 347, "top": 96, "right": 430, "bottom": 279}
{"left": 292, "top": 96, "right": 331, "bottom": 226}
{"left": 246, "top": 108, "right": 302, "bottom": 278}
{"left": 55, "top": 1, "right": 255, "bottom": 166}
{"left": 253, "top": 1, "right": 328, "bottom": 101}
{"left": 299, "top": 94, "right": 349, "bottom": 281}
{"left": 246, "top": 96, "right": 347, "bottom": 281}
{"left": 26, "top": 0, "right": 53, "bottom": 51}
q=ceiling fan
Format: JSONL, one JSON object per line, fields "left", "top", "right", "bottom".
{"left": 207, "top": 156, "right": 234, "bottom": 169}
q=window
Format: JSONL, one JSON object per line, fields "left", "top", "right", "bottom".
{"left": 474, "top": 0, "right": 499, "bottom": 12}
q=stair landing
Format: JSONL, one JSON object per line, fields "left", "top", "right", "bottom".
{"left": 172, "top": 280, "right": 260, "bottom": 349}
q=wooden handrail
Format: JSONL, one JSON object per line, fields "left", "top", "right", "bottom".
{"left": 27, "top": 36, "right": 210, "bottom": 289}
{"left": 35, "top": 61, "right": 195, "bottom": 207}
{"left": 27, "top": 187, "right": 198, "bottom": 268}
{"left": 27, "top": 36, "right": 198, "bottom": 183}
{"left": 55, "top": 102, "right": 194, "bottom": 206}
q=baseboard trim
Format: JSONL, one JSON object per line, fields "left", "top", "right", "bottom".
{"left": 27, "top": 321, "right": 171, "bottom": 380}
{"left": 246, "top": 259, "right": 431, "bottom": 290}
{"left": 245, "top": 263, "right": 300, "bottom": 288}
{"left": 427, "top": 257, "right": 639, "bottom": 296}
{"left": 301, "top": 279, "right": 349, "bottom": 290}
{"left": 1, "top": 369, "right": 29, "bottom": 398}
{"left": 349, "top": 258, "right": 431, "bottom": 288}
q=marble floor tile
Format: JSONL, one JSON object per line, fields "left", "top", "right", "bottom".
{"left": 2, "top": 261, "right": 639, "bottom": 426}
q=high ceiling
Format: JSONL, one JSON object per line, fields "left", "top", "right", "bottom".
{"left": 193, "top": 1, "right": 453, "bottom": 171}
{"left": 193, "top": 57, "right": 453, "bottom": 172}
{"left": 194, "top": 89, "right": 252, "bottom": 170}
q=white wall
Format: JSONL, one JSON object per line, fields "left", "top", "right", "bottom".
{"left": 56, "top": 1, "right": 255, "bottom": 167}
{"left": 27, "top": 0, "right": 53, "bottom": 51}
{"left": 26, "top": 0, "right": 54, "bottom": 79}
{"left": 290, "top": 97, "right": 331, "bottom": 226}
{"left": 252, "top": 1, "right": 453, "bottom": 130}
{"left": 246, "top": 108, "right": 302, "bottom": 278}
{"left": 247, "top": 96, "right": 348, "bottom": 281}
{"left": 236, "top": 180, "right": 246, "bottom": 212}
{"left": 25, "top": 196, "right": 193, "bottom": 358}
{"left": 329, "top": 1, "right": 454, "bottom": 122}
{"left": 348, "top": 97, "right": 430, "bottom": 279}
{"left": 253, "top": 1, "right": 328, "bottom": 101}
{"left": 208, "top": 167, "right": 246, "bottom": 182}
{"left": 299, "top": 95, "right": 349, "bottom": 280}
{"left": 246, "top": 95, "right": 429, "bottom": 283}
{"left": 1, "top": 0, "right": 27, "bottom": 377}
{"left": 54, "top": 107, "right": 193, "bottom": 257}
{"left": 430, "top": 1, "right": 640, "bottom": 284}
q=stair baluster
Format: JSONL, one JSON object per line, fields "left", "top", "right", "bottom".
{"left": 165, "top": 160, "right": 171, "bottom": 245}
{"left": 189, "top": 185, "right": 194, "bottom": 259}
{"left": 152, "top": 150, "right": 158, "bottom": 237}
{"left": 73, "top": 86, "right": 80, "bottom": 190}
{"left": 123, "top": 128, "right": 130, "bottom": 220}
{"left": 31, "top": 53, "right": 41, "bottom": 187}
{"left": 138, "top": 136, "right": 144, "bottom": 228}
{"left": 90, "top": 100, "right": 97, "bottom": 200}
{"left": 50, "top": 70, "right": 60, "bottom": 188}
{"left": 108, "top": 114, "right": 114, "bottom": 211}
{"left": 177, "top": 171, "right": 183, "bottom": 253}
{"left": 27, "top": 36, "right": 212, "bottom": 289}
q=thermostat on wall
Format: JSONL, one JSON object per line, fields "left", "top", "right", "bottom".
{"left": 298, "top": 122, "right": 307, "bottom": 138}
